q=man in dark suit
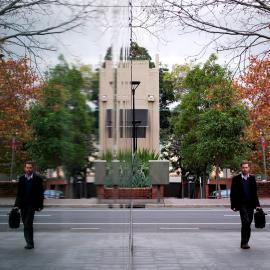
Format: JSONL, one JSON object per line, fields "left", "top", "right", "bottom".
{"left": 14, "top": 161, "right": 44, "bottom": 249}
{"left": 230, "top": 161, "right": 261, "bottom": 249}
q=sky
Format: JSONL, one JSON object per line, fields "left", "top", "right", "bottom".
{"left": 4, "top": 0, "right": 264, "bottom": 73}
{"left": 39, "top": 1, "right": 229, "bottom": 72}
{"left": 43, "top": 23, "right": 223, "bottom": 71}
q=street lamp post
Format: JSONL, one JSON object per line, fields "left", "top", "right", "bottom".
{"left": 131, "top": 81, "right": 140, "bottom": 154}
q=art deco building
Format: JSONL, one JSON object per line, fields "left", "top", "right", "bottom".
{"left": 99, "top": 57, "right": 159, "bottom": 154}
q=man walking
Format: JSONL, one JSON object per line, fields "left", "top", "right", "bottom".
{"left": 14, "top": 161, "right": 44, "bottom": 249}
{"left": 230, "top": 161, "right": 261, "bottom": 249}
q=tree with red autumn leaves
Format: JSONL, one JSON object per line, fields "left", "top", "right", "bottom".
{"left": 234, "top": 57, "right": 270, "bottom": 178}
{"left": 0, "top": 58, "right": 41, "bottom": 176}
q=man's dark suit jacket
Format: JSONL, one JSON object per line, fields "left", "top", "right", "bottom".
{"left": 15, "top": 173, "right": 44, "bottom": 211}
{"left": 230, "top": 174, "right": 260, "bottom": 210}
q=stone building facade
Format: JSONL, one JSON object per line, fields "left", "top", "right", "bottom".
{"left": 99, "top": 58, "right": 160, "bottom": 154}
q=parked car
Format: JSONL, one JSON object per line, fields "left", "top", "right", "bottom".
{"left": 208, "top": 189, "right": 230, "bottom": 199}
{"left": 44, "top": 189, "right": 64, "bottom": 199}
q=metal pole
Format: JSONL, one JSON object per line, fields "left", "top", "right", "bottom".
{"left": 202, "top": 171, "right": 205, "bottom": 198}
{"left": 216, "top": 166, "right": 221, "bottom": 199}
{"left": 84, "top": 178, "right": 87, "bottom": 198}
{"left": 9, "top": 136, "right": 16, "bottom": 181}
{"left": 263, "top": 149, "right": 267, "bottom": 180}
{"left": 199, "top": 177, "right": 202, "bottom": 199}
{"left": 129, "top": 0, "right": 135, "bottom": 156}
{"left": 181, "top": 177, "right": 184, "bottom": 198}
{"left": 261, "top": 137, "right": 267, "bottom": 180}
{"left": 225, "top": 169, "right": 228, "bottom": 197}
{"left": 113, "top": 68, "right": 117, "bottom": 157}
{"left": 132, "top": 89, "right": 135, "bottom": 153}
{"left": 80, "top": 181, "right": 83, "bottom": 199}
{"left": 129, "top": 2, "right": 134, "bottom": 270}
{"left": 128, "top": 198, "right": 133, "bottom": 270}
{"left": 157, "top": 184, "right": 161, "bottom": 203}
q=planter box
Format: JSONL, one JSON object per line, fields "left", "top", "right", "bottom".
{"left": 96, "top": 185, "right": 166, "bottom": 199}
{"left": 0, "top": 181, "right": 18, "bottom": 197}
{"left": 101, "top": 187, "right": 152, "bottom": 199}
{"left": 257, "top": 181, "right": 270, "bottom": 198}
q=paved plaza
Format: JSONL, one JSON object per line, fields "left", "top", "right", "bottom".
{"left": 1, "top": 199, "right": 270, "bottom": 269}
{"left": 0, "top": 231, "right": 269, "bottom": 270}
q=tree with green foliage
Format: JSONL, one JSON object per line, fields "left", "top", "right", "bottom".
{"left": 28, "top": 82, "right": 71, "bottom": 172}
{"left": 28, "top": 56, "right": 94, "bottom": 181}
{"left": 172, "top": 54, "right": 249, "bottom": 186}
{"left": 196, "top": 82, "right": 249, "bottom": 171}
{"left": 159, "top": 66, "right": 174, "bottom": 143}
{"left": 129, "top": 42, "right": 155, "bottom": 68}
{"left": 79, "top": 64, "right": 99, "bottom": 137}
{"left": 159, "top": 64, "right": 190, "bottom": 143}
{"left": 104, "top": 42, "right": 155, "bottom": 68}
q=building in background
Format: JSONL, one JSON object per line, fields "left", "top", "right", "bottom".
{"left": 99, "top": 57, "right": 159, "bottom": 154}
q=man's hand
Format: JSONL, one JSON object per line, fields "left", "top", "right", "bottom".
{"left": 37, "top": 207, "right": 43, "bottom": 212}
{"left": 232, "top": 208, "right": 238, "bottom": 212}
{"left": 13, "top": 206, "right": 20, "bottom": 213}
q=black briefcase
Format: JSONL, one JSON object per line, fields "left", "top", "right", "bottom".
{"left": 254, "top": 208, "right": 267, "bottom": 229}
{"left": 8, "top": 208, "right": 21, "bottom": 229}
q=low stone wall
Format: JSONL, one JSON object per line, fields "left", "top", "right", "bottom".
{"left": 206, "top": 179, "right": 270, "bottom": 198}
{"left": 257, "top": 181, "right": 270, "bottom": 198}
{"left": 96, "top": 185, "right": 164, "bottom": 199}
{"left": 0, "top": 182, "right": 18, "bottom": 197}
{"left": 1, "top": 181, "right": 269, "bottom": 198}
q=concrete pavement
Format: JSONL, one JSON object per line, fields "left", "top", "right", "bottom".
{"left": 1, "top": 197, "right": 270, "bottom": 208}
{"left": 0, "top": 232, "right": 130, "bottom": 270}
{"left": 132, "top": 231, "right": 270, "bottom": 270}
{"left": 0, "top": 231, "right": 269, "bottom": 270}
{"left": 1, "top": 206, "right": 270, "bottom": 269}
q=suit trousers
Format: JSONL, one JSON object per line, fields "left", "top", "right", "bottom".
{"left": 239, "top": 205, "right": 254, "bottom": 245}
{"left": 21, "top": 206, "right": 35, "bottom": 246}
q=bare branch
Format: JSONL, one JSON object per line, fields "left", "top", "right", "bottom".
{"left": 0, "top": 0, "right": 101, "bottom": 60}
{"left": 146, "top": 0, "right": 270, "bottom": 70}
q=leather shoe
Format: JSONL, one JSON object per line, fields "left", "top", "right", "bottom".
{"left": 24, "top": 244, "right": 34, "bottom": 249}
{"left": 241, "top": 243, "right": 250, "bottom": 249}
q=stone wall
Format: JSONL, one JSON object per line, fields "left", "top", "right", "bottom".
{"left": 256, "top": 181, "right": 270, "bottom": 198}
{"left": 0, "top": 182, "right": 18, "bottom": 197}
{"left": 1, "top": 180, "right": 269, "bottom": 198}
